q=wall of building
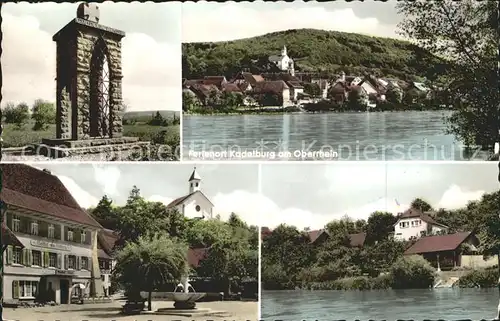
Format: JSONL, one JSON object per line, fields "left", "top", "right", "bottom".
{"left": 461, "top": 255, "right": 498, "bottom": 269}
{"left": 177, "top": 193, "right": 213, "bottom": 219}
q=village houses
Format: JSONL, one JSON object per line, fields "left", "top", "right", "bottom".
{"left": 183, "top": 45, "right": 431, "bottom": 109}
{"left": 261, "top": 207, "right": 496, "bottom": 273}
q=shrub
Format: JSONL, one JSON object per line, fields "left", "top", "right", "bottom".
{"left": 3, "top": 102, "right": 30, "bottom": 128}
{"left": 389, "top": 255, "right": 436, "bottom": 289}
{"left": 32, "top": 99, "right": 56, "bottom": 131}
{"left": 458, "top": 267, "right": 498, "bottom": 288}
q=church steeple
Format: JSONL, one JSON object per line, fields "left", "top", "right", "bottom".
{"left": 188, "top": 167, "right": 201, "bottom": 194}
{"left": 281, "top": 45, "right": 287, "bottom": 57}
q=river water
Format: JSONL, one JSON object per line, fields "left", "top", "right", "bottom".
{"left": 183, "top": 111, "right": 490, "bottom": 161}
{"left": 261, "top": 289, "right": 499, "bottom": 320}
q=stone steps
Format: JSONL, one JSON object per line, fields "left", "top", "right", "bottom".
{"left": 33, "top": 141, "right": 150, "bottom": 158}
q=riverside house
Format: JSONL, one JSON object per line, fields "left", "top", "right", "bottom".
{"left": 393, "top": 208, "right": 449, "bottom": 241}
{"left": 403, "top": 231, "right": 496, "bottom": 271}
{"left": 0, "top": 164, "right": 114, "bottom": 305}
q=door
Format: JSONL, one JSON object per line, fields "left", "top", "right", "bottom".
{"left": 60, "top": 279, "right": 69, "bottom": 304}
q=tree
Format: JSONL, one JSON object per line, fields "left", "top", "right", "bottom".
{"left": 88, "top": 195, "right": 119, "bottom": 231}
{"left": 390, "top": 255, "right": 435, "bottom": 289}
{"left": 3, "top": 102, "right": 30, "bottom": 128}
{"left": 347, "top": 87, "right": 367, "bottom": 110}
{"left": 397, "top": 0, "right": 498, "bottom": 149}
{"left": 385, "top": 86, "right": 403, "bottom": 104}
{"left": 410, "top": 198, "right": 433, "bottom": 212}
{"left": 112, "top": 186, "right": 187, "bottom": 247}
{"left": 113, "top": 233, "right": 188, "bottom": 311}
{"left": 182, "top": 91, "right": 201, "bottom": 112}
{"left": 364, "top": 211, "right": 397, "bottom": 245}
{"left": 31, "top": 99, "right": 56, "bottom": 130}
{"left": 303, "top": 83, "right": 321, "bottom": 97}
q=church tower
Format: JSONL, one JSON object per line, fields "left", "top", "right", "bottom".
{"left": 188, "top": 167, "right": 201, "bottom": 194}
{"left": 281, "top": 45, "right": 287, "bottom": 57}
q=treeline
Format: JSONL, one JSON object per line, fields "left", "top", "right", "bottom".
{"left": 2, "top": 100, "right": 56, "bottom": 131}
{"left": 182, "top": 28, "right": 447, "bottom": 82}
{"left": 89, "top": 186, "right": 258, "bottom": 298}
{"left": 262, "top": 192, "right": 500, "bottom": 290}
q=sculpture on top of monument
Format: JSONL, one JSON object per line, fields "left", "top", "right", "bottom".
{"left": 77, "top": 3, "right": 100, "bottom": 23}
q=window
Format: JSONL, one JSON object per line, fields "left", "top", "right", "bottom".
{"left": 15, "top": 281, "right": 38, "bottom": 299}
{"left": 13, "top": 248, "right": 23, "bottom": 265}
{"left": 48, "top": 224, "right": 55, "bottom": 239}
{"left": 12, "top": 216, "right": 20, "bottom": 232}
{"left": 32, "top": 250, "right": 42, "bottom": 266}
{"left": 81, "top": 257, "right": 89, "bottom": 270}
{"left": 81, "top": 231, "right": 86, "bottom": 243}
{"left": 30, "top": 221, "right": 38, "bottom": 236}
{"left": 48, "top": 253, "right": 57, "bottom": 268}
{"left": 68, "top": 255, "right": 76, "bottom": 269}
{"left": 67, "top": 229, "right": 74, "bottom": 242}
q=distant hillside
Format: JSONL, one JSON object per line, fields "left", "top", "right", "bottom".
{"left": 123, "top": 110, "right": 180, "bottom": 121}
{"left": 182, "top": 28, "right": 448, "bottom": 82}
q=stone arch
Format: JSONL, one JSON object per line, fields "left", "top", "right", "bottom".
{"left": 89, "top": 36, "right": 114, "bottom": 138}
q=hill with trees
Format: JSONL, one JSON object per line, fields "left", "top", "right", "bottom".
{"left": 182, "top": 28, "right": 448, "bottom": 82}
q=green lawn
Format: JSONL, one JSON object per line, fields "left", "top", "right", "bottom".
{"left": 2, "top": 122, "right": 180, "bottom": 148}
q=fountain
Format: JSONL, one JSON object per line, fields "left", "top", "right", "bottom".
{"left": 141, "top": 276, "right": 215, "bottom": 316}
{"left": 168, "top": 276, "right": 206, "bottom": 309}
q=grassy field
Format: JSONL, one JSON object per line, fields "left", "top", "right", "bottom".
{"left": 2, "top": 122, "right": 180, "bottom": 148}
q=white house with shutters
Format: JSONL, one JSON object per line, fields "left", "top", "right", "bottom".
{"left": 1, "top": 164, "right": 112, "bottom": 305}
{"left": 394, "top": 208, "right": 449, "bottom": 241}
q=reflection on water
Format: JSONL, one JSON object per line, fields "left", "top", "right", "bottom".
{"left": 183, "top": 111, "right": 489, "bottom": 161}
{"left": 261, "top": 289, "right": 498, "bottom": 320}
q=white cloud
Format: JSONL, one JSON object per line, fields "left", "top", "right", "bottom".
{"left": 92, "top": 165, "right": 121, "bottom": 197}
{"left": 148, "top": 195, "right": 174, "bottom": 205}
{"left": 57, "top": 175, "right": 99, "bottom": 209}
{"left": 182, "top": 4, "right": 399, "bottom": 42}
{"left": 2, "top": 12, "right": 181, "bottom": 111}
{"left": 261, "top": 185, "right": 486, "bottom": 231}
{"left": 436, "top": 185, "right": 485, "bottom": 210}
{"left": 212, "top": 190, "right": 264, "bottom": 227}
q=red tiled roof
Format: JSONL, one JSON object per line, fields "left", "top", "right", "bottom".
{"left": 254, "top": 80, "right": 289, "bottom": 94}
{"left": 349, "top": 232, "right": 366, "bottom": 247}
{"left": 98, "top": 228, "right": 119, "bottom": 254}
{"left": 0, "top": 164, "right": 102, "bottom": 228}
{"left": 187, "top": 248, "right": 208, "bottom": 267}
{"left": 308, "top": 229, "right": 326, "bottom": 243}
{"left": 398, "top": 208, "right": 447, "bottom": 228}
{"left": 287, "top": 81, "right": 303, "bottom": 89}
{"left": 166, "top": 192, "right": 195, "bottom": 209}
{"left": 2, "top": 223, "right": 23, "bottom": 248}
{"left": 404, "top": 232, "right": 473, "bottom": 255}
{"left": 203, "top": 76, "right": 227, "bottom": 88}
{"left": 222, "top": 83, "right": 242, "bottom": 93}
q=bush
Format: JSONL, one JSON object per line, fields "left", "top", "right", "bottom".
{"left": 32, "top": 99, "right": 56, "bottom": 131}
{"left": 301, "top": 275, "right": 392, "bottom": 291}
{"left": 3, "top": 102, "right": 30, "bottom": 128}
{"left": 389, "top": 255, "right": 436, "bottom": 289}
{"left": 458, "top": 267, "right": 498, "bottom": 288}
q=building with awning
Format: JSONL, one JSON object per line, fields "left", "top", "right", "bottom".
{"left": 0, "top": 164, "right": 110, "bottom": 304}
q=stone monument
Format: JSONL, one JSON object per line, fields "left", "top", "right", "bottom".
{"left": 38, "top": 3, "right": 148, "bottom": 158}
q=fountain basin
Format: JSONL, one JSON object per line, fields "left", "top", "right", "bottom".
{"left": 139, "top": 292, "right": 206, "bottom": 302}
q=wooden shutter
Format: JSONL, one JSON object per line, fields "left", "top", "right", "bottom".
{"left": 76, "top": 256, "right": 81, "bottom": 270}
{"left": 88, "top": 256, "right": 92, "bottom": 270}
{"left": 45, "top": 252, "right": 50, "bottom": 268}
{"left": 57, "top": 253, "right": 62, "bottom": 269}
{"left": 64, "top": 255, "right": 68, "bottom": 269}
{"left": 12, "top": 281, "right": 19, "bottom": 299}
{"left": 22, "top": 249, "right": 27, "bottom": 266}
{"left": 28, "top": 250, "right": 33, "bottom": 266}
{"left": 6, "top": 245, "right": 13, "bottom": 265}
